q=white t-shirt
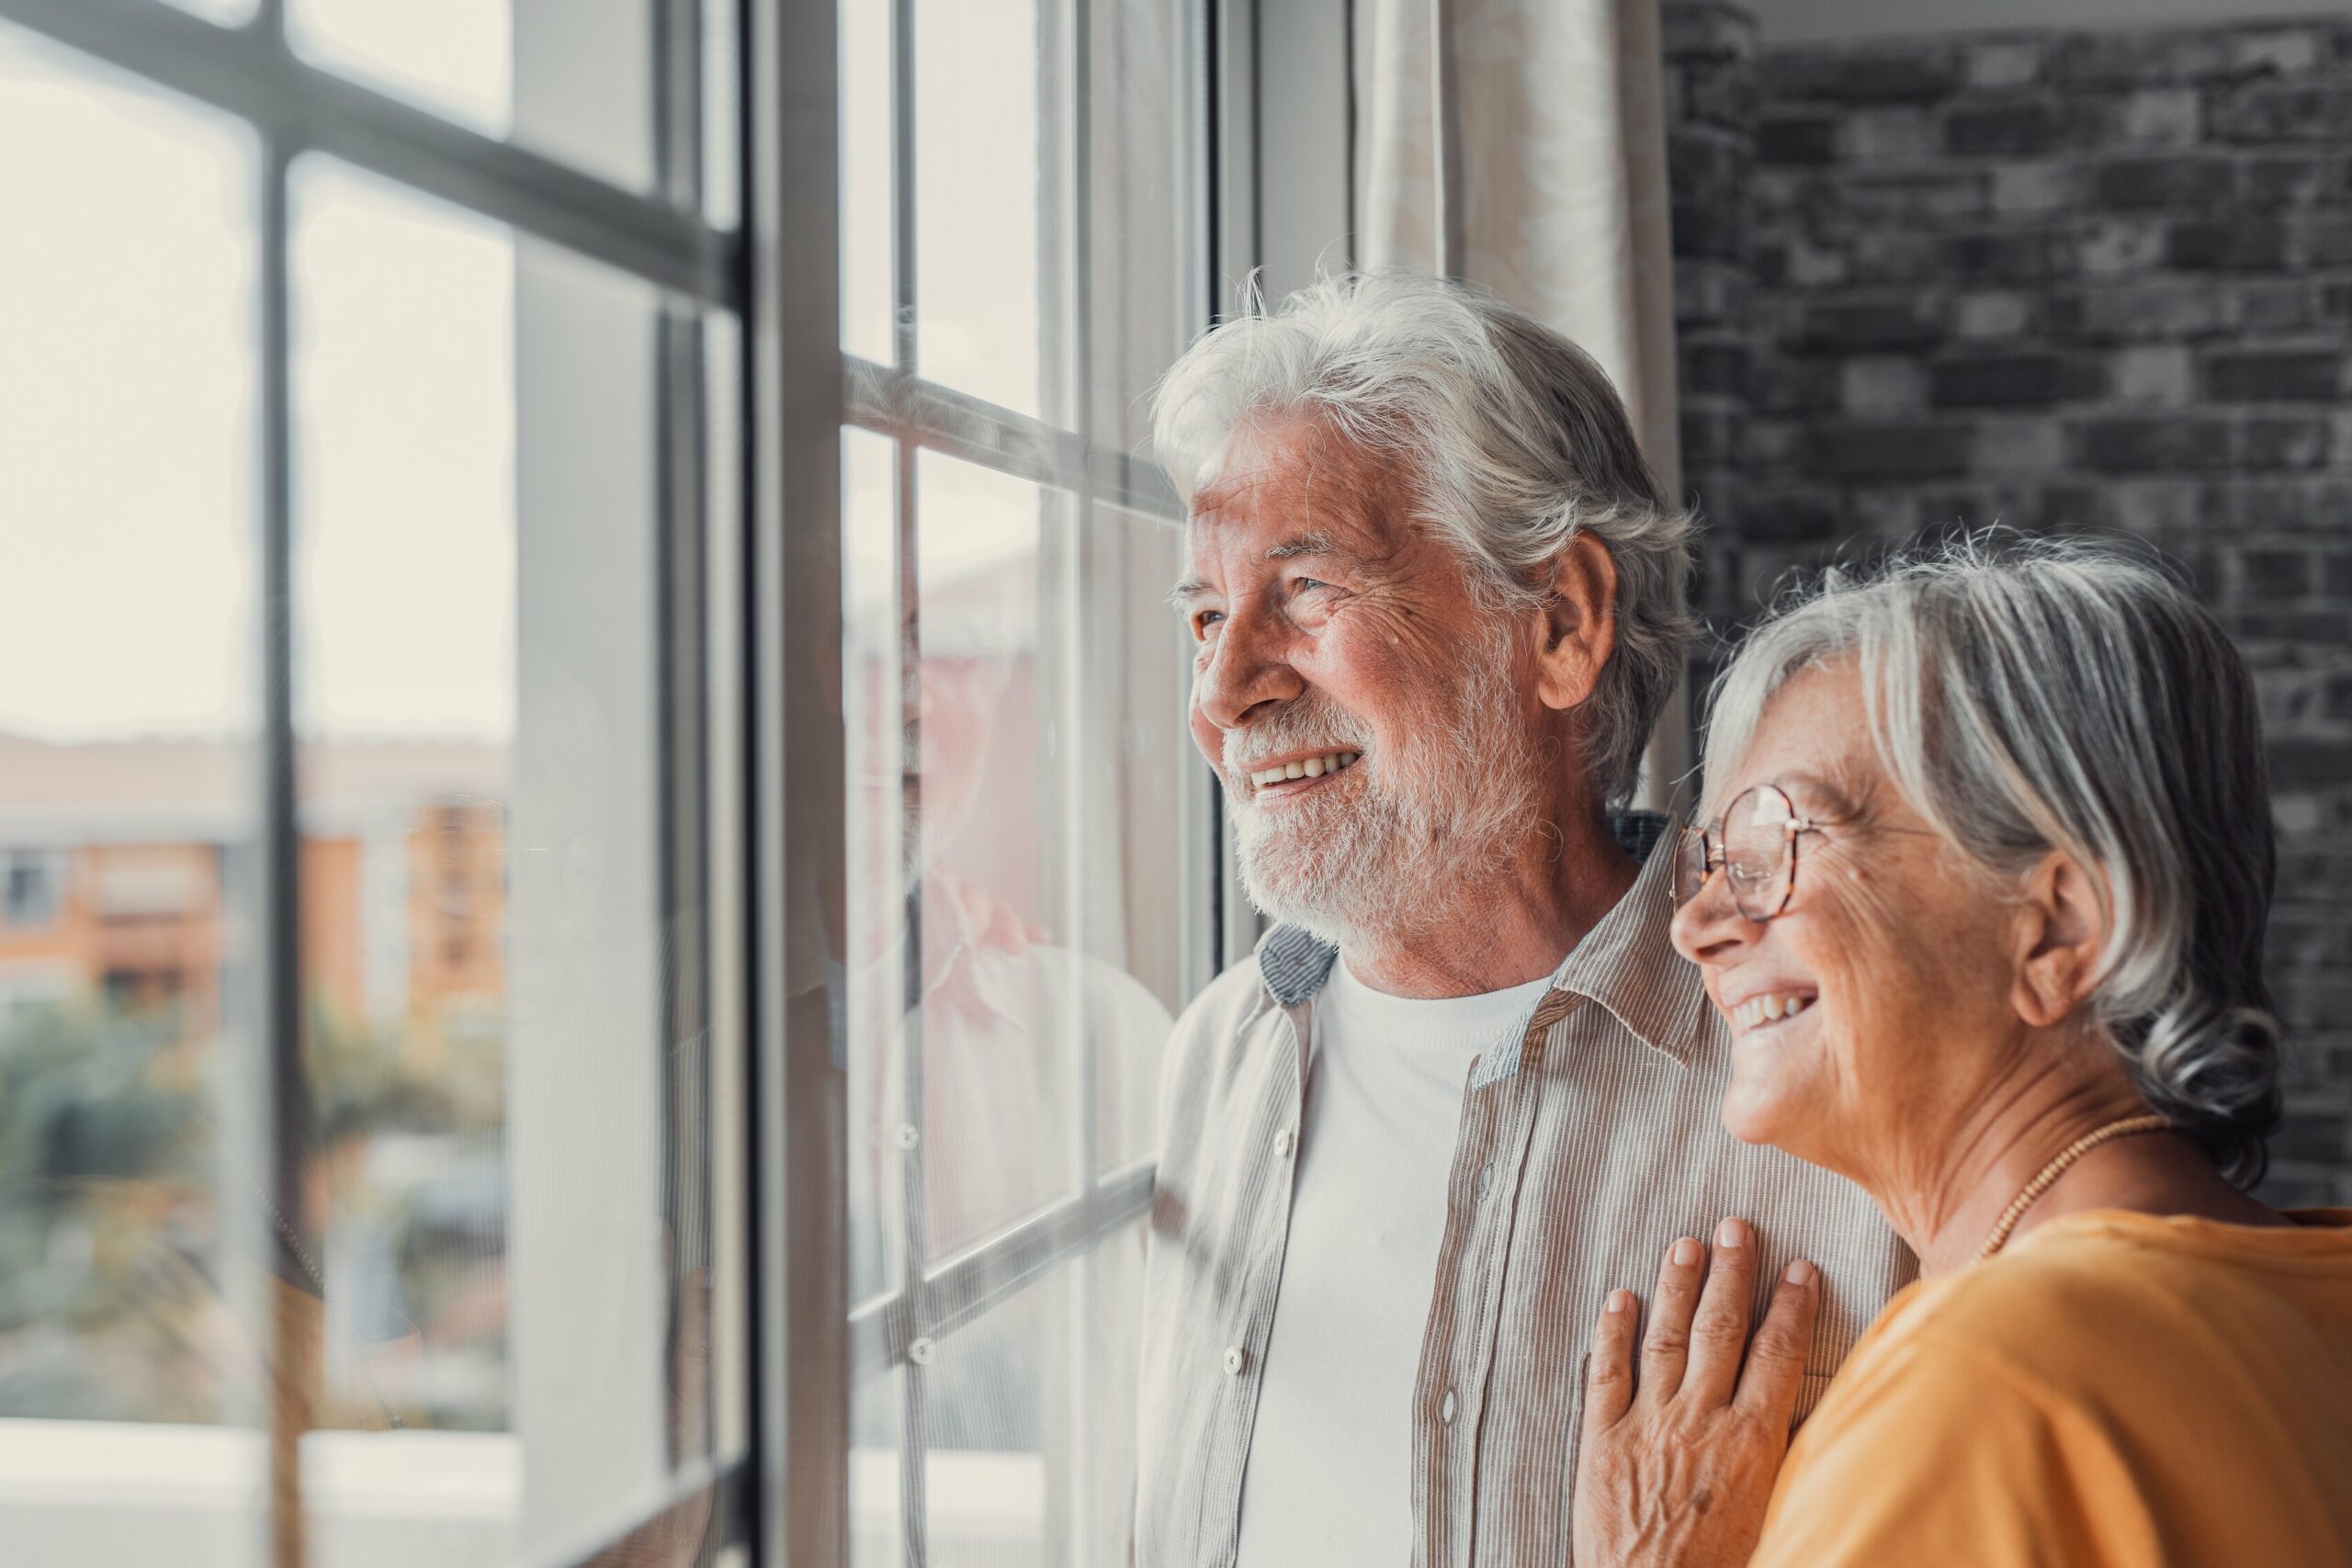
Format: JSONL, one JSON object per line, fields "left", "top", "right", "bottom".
{"left": 1232, "top": 954, "right": 1555, "bottom": 1566}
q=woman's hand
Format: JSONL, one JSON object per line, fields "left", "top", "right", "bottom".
{"left": 1572, "top": 1217, "right": 1822, "bottom": 1568}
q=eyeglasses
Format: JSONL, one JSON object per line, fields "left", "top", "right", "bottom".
{"left": 1672, "top": 783, "right": 1824, "bottom": 922}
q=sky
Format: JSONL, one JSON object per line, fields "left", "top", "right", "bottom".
{"left": 1, "top": 0, "right": 1046, "bottom": 746}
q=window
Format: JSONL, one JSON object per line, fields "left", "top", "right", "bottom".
{"left": 0, "top": 0, "right": 1218, "bottom": 1562}
{"left": 0, "top": 4, "right": 742, "bottom": 1564}
{"left": 830, "top": 0, "right": 1215, "bottom": 1557}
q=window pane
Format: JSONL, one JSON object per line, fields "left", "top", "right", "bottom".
{"left": 287, "top": 0, "right": 740, "bottom": 212}
{"left": 291, "top": 155, "right": 739, "bottom": 1563}
{"left": 843, "top": 426, "right": 904, "bottom": 1303}
{"left": 1085, "top": 0, "right": 1200, "bottom": 455}
{"left": 0, "top": 21, "right": 266, "bottom": 1564}
{"left": 842, "top": 447, "right": 1177, "bottom": 1562}
{"left": 910, "top": 452, "right": 1071, "bottom": 1259}
{"left": 839, "top": 0, "right": 894, "bottom": 366}
{"left": 912, "top": 1234, "right": 1146, "bottom": 1568}
{"left": 913, "top": 0, "right": 1052, "bottom": 417}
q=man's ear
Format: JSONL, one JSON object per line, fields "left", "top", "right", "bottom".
{"left": 1534, "top": 531, "right": 1619, "bottom": 714}
{"left": 2011, "top": 851, "right": 2109, "bottom": 1030}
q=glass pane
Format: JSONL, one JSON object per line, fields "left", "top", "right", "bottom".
{"left": 287, "top": 0, "right": 740, "bottom": 213}
{"left": 910, "top": 1233, "right": 1147, "bottom": 1568}
{"left": 1083, "top": 507, "right": 1187, "bottom": 1177}
{"left": 1085, "top": 0, "right": 1199, "bottom": 456}
{"left": 910, "top": 452, "right": 1070, "bottom": 1259}
{"left": 290, "top": 156, "right": 739, "bottom": 1562}
{"left": 288, "top": 0, "right": 516, "bottom": 140}
{"left": 0, "top": 21, "right": 266, "bottom": 1565}
{"left": 844, "top": 427, "right": 904, "bottom": 1304}
{"left": 839, "top": 0, "right": 895, "bottom": 366}
{"left": 913, "top": 0, "right": 1054, "bottom": 417}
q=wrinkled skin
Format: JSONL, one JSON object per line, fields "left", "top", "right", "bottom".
{"left": 1572, "top": 1219, "right": 1820, "bottom": 1568}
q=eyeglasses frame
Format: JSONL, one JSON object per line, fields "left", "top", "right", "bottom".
{"left": 1674, "top": 782, "right": 1826, "bottom": 923}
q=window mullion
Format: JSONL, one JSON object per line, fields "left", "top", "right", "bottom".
{"left": 846, "top": 1161, "right": 1156, "bottom": 1376}
{"left": 842, "top": 357, "right": 1182, "bottom": 519}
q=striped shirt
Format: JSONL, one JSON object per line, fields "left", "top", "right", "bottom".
{"left": 1135, "top": 814, "right": 1916, "bottom": 1567}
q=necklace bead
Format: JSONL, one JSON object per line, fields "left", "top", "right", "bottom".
{"left": 1974, "top": 1114, "right": 2175, "bottom": 1264}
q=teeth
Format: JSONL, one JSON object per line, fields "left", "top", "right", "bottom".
{"left": 1247, "top": 751, "right": 1361, "bottom": 788}
{"left": 1733, "top": 992, "right": 1815, "bottom": 1034}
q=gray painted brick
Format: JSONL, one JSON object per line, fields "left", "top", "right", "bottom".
{"left": 1808, "top": 422, "right": 1976, "bottom": 478}
{"left": 2077, "top": 415, "right": 2237, "bottom": 471}
{"left": 2207, "top": 349, "right": 2346, "bottom": 401}
{"left": 2091, "top": 155, "right": 2235, "bottom": 209}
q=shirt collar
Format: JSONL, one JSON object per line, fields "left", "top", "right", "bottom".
{"left": 1253, "top": 807, "right": 1696, "bottom": 1061}
{"left": 1547, "top": 817, "right": 1710, "bottom": 1066}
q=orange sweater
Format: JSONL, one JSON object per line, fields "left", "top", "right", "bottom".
{"left": 1753, "top": 1208, "right": 2352, "bottom": 1567}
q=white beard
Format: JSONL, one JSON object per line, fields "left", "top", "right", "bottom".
{"left": 1224, "top": 620, "right": 1545, "bottom": 951}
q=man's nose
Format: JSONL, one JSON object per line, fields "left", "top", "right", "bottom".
{"left": 1668, "top": 865, "right": 1769, "bottom": 967}
{"left": 1194, "top": 606, "right": 1305, "bottom": 731}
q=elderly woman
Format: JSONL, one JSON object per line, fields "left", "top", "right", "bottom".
{"left": 1569, "top": 537, "right": 2352, "bottom": 1567}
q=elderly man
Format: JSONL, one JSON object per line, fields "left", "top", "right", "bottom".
{"left": 1133, "top": 271, "right": 1913, "bottom": 1567}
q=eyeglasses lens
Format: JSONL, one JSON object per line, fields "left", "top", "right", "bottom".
{"left": 1722, "top": 785, "right": 1796, "bottom": 920}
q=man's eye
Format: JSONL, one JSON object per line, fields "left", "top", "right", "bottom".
{"left": 1291, "top": 577, "right": 1329, "bottom": 595}
{"left": 1192, "top": 610, "right": 1225, "bottom": 639}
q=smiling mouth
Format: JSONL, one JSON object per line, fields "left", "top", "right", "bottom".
{"left": 1245, "top": 750, "right": 1363, "bottom": 795}
{"left": 1731, "top": 991, "right": 1817, "bottom": 1035}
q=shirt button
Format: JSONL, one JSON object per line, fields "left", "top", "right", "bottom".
{"left": 1440, "top": 1389, "right": 1457, "bottom": 1425}
{"left": 1477, "top": 1164, "right": 1493, "bottom": 1195}
{"left": 1223, "top": 1346, "right": 1248, "bottom": 1375}
{"left": 1273, "top": 1128, "right": 1295, "bottom": 1158}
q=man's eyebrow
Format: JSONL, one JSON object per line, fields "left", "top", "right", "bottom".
{"left": 1166, "top": 576, "right": 1211, "bottom": 609}
{"left": 1264, "top": 531, "right": 1345, "bottom": 562}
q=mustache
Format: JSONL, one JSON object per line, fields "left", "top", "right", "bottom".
{"left": 1222, "top": 695, "right": 1375, "bottom": 775}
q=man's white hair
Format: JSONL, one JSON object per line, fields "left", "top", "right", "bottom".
{"left": 1701, "top": 533, "right": 2284, "bottom": 1186}
{"left": 1150, "top": 269, "right": 1696, "bottom": 806}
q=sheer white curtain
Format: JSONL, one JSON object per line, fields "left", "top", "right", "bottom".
{"left": 1353, "top": 0, "right": 1691, "bottom": 807}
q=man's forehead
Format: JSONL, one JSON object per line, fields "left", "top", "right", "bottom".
{"left": 1187, "top": 423, "right": 1394, "bottom": 553}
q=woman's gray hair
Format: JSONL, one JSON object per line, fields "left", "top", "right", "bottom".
{"left": 1150, "top": 269, "right": 1696, "bottom": 806}
{"left": 1702, "top": 533, "right": 2283, "bottom": 1186}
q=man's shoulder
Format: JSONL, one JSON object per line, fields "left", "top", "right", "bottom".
{"left": 1165, "top": 945, "right": 1284, "bottom": 1077}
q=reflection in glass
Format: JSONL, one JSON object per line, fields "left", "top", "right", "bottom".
{"left": 843, "top": 426, "right": 903, "bottom": 1307}
{"left": 843, "top": 439, "right": 1179, "bottom": 1564}
{"left": 0, "top": 21, "right": 266, "bottom": 1563}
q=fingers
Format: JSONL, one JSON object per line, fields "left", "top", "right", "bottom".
{"left": 1637, "top": 1234, "right": 1708, "bottom": 1403}
{"left": 1680, "top": 1217, "right": 1760, "bottom": 1406}
{"left": 1583, "top": 1287, "right": 1641, "bottom": 1438}
{"left": 1733, "top": 1258, "right": 1823, "bottom": 1429}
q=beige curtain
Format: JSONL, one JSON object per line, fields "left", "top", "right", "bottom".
{"left": 1353, "top": 0, "right": 1691, "bottom": 812}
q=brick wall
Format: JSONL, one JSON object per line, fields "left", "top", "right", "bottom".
{"left": 1662, "top": 4, "right": 2352, "bottom": 1204}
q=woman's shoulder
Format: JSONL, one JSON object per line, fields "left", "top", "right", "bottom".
{"left": 1853, "top": 1207, "right": 2352, "bottom": 1404}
